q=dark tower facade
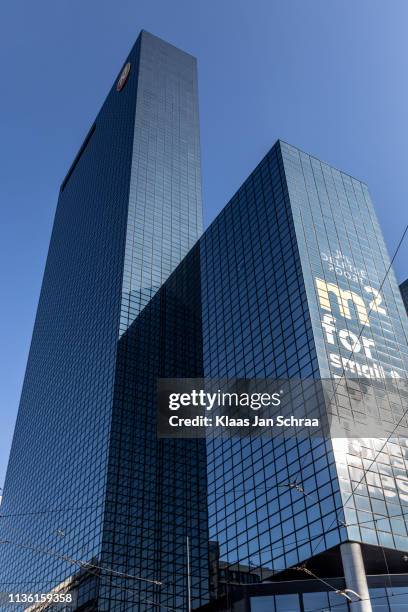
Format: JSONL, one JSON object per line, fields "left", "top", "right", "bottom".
{"left": 0, "top": 31, "right": 207, "bottom": 611}
{"left": 400, "top": 279, "right": 408, "bottom": 315}
{"left": 3, "top": 27, "right": 408, "bottom": 612}
{"left": 198, "top": 141, "right": 408, "bottom": 611}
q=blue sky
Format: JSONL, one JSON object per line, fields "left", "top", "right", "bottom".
{"left": 1, "top": 0, "right": 408, "bottom": 488}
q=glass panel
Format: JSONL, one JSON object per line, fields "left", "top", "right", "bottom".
{"left": 275, "top": 594, "right": 301, "bottom": 611}
{"left": 250, "top": 595, "right": 275, "bottom": 612}
{"left": 370, "top": 587, "right": 390, "bottom": 612}
{"left": 388, "top": 586, "right": 408, "bottom": 611}
{"left": 303, "top": 591, "right": 329, "bottom": 611}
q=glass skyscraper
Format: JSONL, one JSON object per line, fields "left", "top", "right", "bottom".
{"left": 198, "top": 140, "right": 408, "bottom": 612}
{"left": 0, "top": 31, "right": 208, "bottom": 611}
{"left": 2, "top": 30, "right": 408, "bottom": 612}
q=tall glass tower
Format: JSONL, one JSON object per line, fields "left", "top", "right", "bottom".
{"left": 3, "top": 28, "right": 408, "bottom": 612}
{"left": 0, "top": 30, "right": 207, "bottom": 611}
{"left": 199, "top": 140, "right": 408, "bottom": 612}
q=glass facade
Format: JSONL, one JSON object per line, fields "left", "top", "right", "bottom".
{"left": 98, "top": 245, "right": 209, "bottom": 611}
{"left": 199, "top": 141, "right": 408, "bottom": 600}
{"left": 200, "top": 581, "right": 408, "bottom": 612}
{"left": 197, "top": 574, "right": 408, "bottom": 611}
{"left": 0, "top": 33, "right": 138, "bottom": 600}
{"left": 0, "top": 31, "right": 205, "bottom": 611}
{"left": 120, "top": 32, "right": 203, "bottom": 333}
{"left": 250, "top": 587, "right": 407, "bottom": 612}
{"left": 201, "top": 142, "right": 342, "bottom": 575}
{"left": 281, "top": 141, "right": 408, "bottom": 553}
{"left": 2, "top": 28, "right": 408, "bottom": 612}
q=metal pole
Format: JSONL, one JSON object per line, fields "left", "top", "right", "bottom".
{"left": 187, "top": 536, "right": 192, "bottom": 612}
{"left": 340, "top": 542, "right": 372, "bottom": 612}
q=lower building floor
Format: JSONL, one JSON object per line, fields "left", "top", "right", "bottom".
{"left": 197, "top": 543, "right": 408, "bottom": 611}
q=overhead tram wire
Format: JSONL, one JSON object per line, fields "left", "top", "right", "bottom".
{"left": 2, "top": 229, "right": 407, "bottom": 607}
{"left": 0, "top": 512, "right": 284, "bottom": 593}
{"left": 308, "top": 396, "right": 408, "bottom": 563}
{"left": 293, "top": 564, "right": 340, "bottom": 594}
{"left": 33, "top": 556, "right": 177, "bottom": 612}
{"left": 282, "top": 221, "right": 408, "bottom": 522}
{"left": 2, "top": 575, "right": 407, "bottom": 612}
{"left": 2, "top": 544, "right": 406, "bottom": 612}
{"left": 0, "top": 537, "right": 163, "bottom": 586}
{"left": 308, "top": 386, "right": 408, "bottom": 561}
{"left": 320, "top": 220, "right": 408, "bottom": 424}
{"left": 0, "top": 503, "right": 106, "bottom": 520}
{"left": 0, "top": 532, "right": 192, "bottom": 604}
{"left": 303, "top": 589, "right": 408, "bottom": 612}
{"left": 216, "top": 222, "right": 408, "bottom": 601}
{"left": 381, "top": 545, "right": 394, "bottom": 598}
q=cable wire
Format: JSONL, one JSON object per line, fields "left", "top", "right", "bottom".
{"left": 0, "top": 537, "right": 163, "bottom": 586}
{"left": 295, "top": 222, "right": 408, "bottom": 482}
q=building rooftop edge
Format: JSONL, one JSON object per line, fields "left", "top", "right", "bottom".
{"left": 276, "top": 138, "right": 369, "bottom": 187}
{"left": 138, "top": 29, "right": 198, "bottom": 61}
